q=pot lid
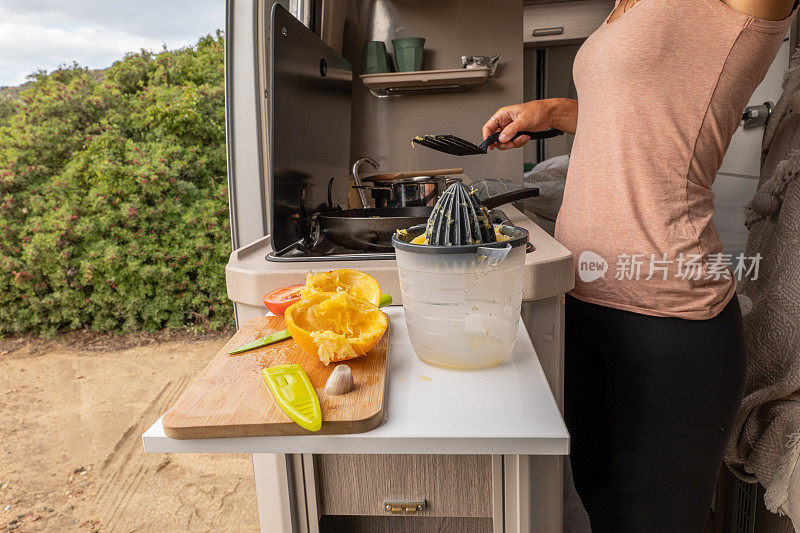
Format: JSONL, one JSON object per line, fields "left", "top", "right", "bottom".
{"left": 361, "top": 175, "right": 463, "bottom": 186}
{"left": 363, "top": 168, "right": 463, "bottom": 183}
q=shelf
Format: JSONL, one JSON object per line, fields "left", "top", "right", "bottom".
{"left": 359, "top": 67, "right": 491, "bottom": 97}
{"left": 143, "top": 307, "right": 568, "bottom": 455}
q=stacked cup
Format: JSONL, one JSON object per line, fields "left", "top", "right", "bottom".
{"left": 362, "top": 37, "right": 426, "bottom": 74}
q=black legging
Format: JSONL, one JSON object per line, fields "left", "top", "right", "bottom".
{"left": 564, "top": 294, "right": 746, "bottom": 533}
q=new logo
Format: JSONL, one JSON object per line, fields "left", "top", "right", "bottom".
{"left": 577, "top": 250, "right": 607, "bottom": 283}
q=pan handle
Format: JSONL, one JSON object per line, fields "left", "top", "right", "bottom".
{"left": 480, "top": 187, "right": 540, "bottom": 210}
{"left": 478, "top": 128, "right": 564, "bottom": 152}
{"left": 517, "top": 129, "right": 564, "bottom": 140}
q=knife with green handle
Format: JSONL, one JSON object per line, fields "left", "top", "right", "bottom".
{"left": 228, "top": 293, "right": 393, "bottom": 355}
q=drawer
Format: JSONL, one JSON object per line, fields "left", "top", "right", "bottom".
{"left": 314, "top": 454, "right": 494, "bottom": 518}
{"left": 524, "top": 0, "right": 613, "bottom": 45}
{"left": 319, "top": 516, "right": 493, "bottom": 532}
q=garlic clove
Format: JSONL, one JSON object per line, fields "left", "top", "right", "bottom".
{"left": 324, "top": 364, "right": 355, "bottom": 396}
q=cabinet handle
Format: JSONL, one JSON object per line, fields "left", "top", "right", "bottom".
{"left": 533, "top": 26, "right": 565, "bottom": 37}
{"left": 384, "top": 499, "right": 426, "bottom": 514}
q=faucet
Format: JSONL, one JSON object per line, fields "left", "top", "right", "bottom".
{"left": 352, "top": 156, "right": 379, "bottom": 208}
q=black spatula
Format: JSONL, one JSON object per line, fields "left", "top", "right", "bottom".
{"left": 412, "top": 128, "right": 564, "bottom": 156}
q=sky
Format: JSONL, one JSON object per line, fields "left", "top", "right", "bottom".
{"left": 0, "top": 0, "right": 225, "bottom": 87}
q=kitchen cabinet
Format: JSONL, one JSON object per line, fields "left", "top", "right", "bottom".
{"left": 144, "top": 308, "right": 568, "bottom": 532}
{"left": 144, "top": 207, "right": 575, "bottom": 532}
{"left": 523, "top": 0, "right": 614, "bottom": 46}
{"left": 315, "top": 454, "right": 494, "bottom": 518}
{"left": 317, "top": 515, "right": 491, "bottom": 532}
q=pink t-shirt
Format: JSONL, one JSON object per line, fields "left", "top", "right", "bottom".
{"left": 555, "top": 0, "right": 796, "bottom": 319}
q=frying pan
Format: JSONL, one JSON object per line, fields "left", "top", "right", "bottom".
{"left": 315, "top": 187, "right": 539, "bottom": 251}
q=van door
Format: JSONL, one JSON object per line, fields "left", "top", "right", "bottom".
{"left": 713, "top": 36, "right": 792, "bottom": 259}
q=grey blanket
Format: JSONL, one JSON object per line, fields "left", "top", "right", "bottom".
{"left": 725, "top": 48, "right": 800, "bottom": 528}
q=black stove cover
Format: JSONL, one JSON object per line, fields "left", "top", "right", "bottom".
{"left": 269, "top": 4, "right": 352, "bottom": 253}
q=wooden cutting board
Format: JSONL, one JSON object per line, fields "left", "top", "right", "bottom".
{"left": 162, "top": 316, "right": 389, "bottom": 439}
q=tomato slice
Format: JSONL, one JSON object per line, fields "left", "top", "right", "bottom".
{"left": 263, "top": 284, "right": 305, "bottom": 316}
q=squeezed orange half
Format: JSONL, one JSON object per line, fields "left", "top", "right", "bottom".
{"left": 300, "top": 269, "right": 382, "bottom": 306}
{"left": 284, "top": 292, "right": 388, "bottom": 365}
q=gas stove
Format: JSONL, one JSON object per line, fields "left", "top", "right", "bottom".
{"left": 266, "top": 208, "right": 513, "bottom": 262}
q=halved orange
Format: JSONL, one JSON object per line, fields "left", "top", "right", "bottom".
{"left": 284, "top": 292, "right": 388, "bottom": 366}
{"left": 301, "top": 269, "right": 381, "bottom": 306}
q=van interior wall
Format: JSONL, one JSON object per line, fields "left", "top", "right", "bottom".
{"left": 335, "top": 0, "right": 524, "bottom": 187}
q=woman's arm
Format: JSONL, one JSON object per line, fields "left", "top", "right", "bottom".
{"left": 722, "top": 0, "right": 795, "bottom": 20}
{"left": 482, "top": 98, "right": 578, "bottom": 150}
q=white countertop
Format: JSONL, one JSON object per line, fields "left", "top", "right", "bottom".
{"left": 225, "top": 205, "right": 574, "bottom": 308}
{"left": 142, "top": 307, "right": 569, "bottom": 455}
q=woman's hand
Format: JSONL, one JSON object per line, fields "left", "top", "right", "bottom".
{"left": 482, "top": 98, "right": 578, "bottom": 150}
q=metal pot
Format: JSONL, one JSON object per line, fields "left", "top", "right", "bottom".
{"left": 355, "top": 175, "right": 461, "bottom": 209}
{"left": 315, "top": 187, "right": 539, "bottom": 252}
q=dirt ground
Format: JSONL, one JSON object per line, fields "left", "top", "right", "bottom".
{"left": 0, "top": 331, "right": 260, "bottom": 532}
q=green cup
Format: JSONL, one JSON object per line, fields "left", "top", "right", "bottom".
{"left": 392, "top": 37, "right": 425, "bottom": 72}
{"left": 362, "top": 41, "right": 392, "bottom": 74}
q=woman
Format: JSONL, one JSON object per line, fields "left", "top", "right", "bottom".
{"left": 483, "top": 0, "right": 797, "bottom": 531}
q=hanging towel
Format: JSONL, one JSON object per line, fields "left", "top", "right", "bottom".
{"left": 725, "top": 47, "right": 800, "bottom": 527}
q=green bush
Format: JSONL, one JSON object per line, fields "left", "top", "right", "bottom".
{"left": 0, "top": 33, "right": 233, "bottom": 335}
{"left": 0, "top": 95, "right": 17, "bottom": 126}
